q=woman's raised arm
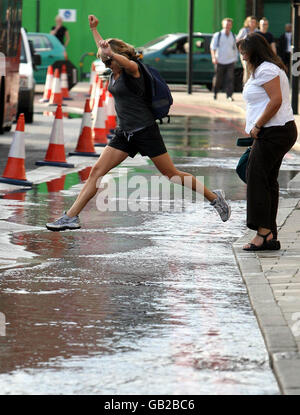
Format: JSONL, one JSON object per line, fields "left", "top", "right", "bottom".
{"left": 88, "top": 15, "right": 103, "bottom": 48}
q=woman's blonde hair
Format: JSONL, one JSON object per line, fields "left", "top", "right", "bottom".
{"left": 243, "top": 15, "right": 258, "bottom": 28}
{"left": 97, "top": 38, "right": 139, "bottom": 61}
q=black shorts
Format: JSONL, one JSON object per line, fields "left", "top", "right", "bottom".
{"left": 108, "top": 123, "right": 167, "bottom": 158}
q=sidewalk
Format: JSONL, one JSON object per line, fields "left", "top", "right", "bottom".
{"left": 170, "top": 88, "right": 300, "bottom": 152}
{"left": 170, "top": 87, "right": 300, "bottom": 393}
{"left": 233, "top": 199, "right": 300, "bottom": 394}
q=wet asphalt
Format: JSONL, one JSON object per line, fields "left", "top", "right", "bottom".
{"left": 1, "top": 115, "right": 300, "bottom": 394}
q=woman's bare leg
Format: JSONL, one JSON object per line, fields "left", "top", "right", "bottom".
{"left": 150, "top": 152, "right": 217, "bottom": 202}
{"left": 67, "top": 146, "right": 129, "bottom": 217}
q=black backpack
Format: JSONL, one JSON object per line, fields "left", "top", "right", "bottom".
{"left": 123, "top": 60, "right": 173, "bottom": 123}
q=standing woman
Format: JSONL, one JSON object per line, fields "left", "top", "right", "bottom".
{"left": 46, "top": 15, "right": 231, "bottom": 231}
{"left": 236, "top": 16, "right": 258, "bottom": 84}
{"left": 237, "top": 33, "right": 297, "bottom": 251}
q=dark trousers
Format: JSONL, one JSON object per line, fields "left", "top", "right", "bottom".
{"left": 213, "top": 62, "right": 235, "bottom": 98}
{"left": 246, "top": 121, "right": 298, "bottom": 239}
{"left": 282, "top": 52, "right": 291, "bottom": 79}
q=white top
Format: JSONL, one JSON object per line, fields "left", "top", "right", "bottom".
{"left": 236, "top": 27, "right": 259, "bottom": 41}
{"left": 242, "top": 61, "right": 294, "bottom": 134}
{"left": 285, "top": 32, "right": 292, "bottom": 53}
{"left": 210, "top": 30, "right": 238, "bottom": 65}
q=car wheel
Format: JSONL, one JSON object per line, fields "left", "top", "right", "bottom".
{"left": 4, "top": 125, "right": 12, "bottom": 132}
{"left": 206, "top": 83, "right": 213, "bottom": 91}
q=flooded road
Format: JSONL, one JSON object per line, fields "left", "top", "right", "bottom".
{"left": 1, "top": 116, "right": 300, "bottom": 394}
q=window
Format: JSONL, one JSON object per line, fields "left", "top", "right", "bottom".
{"left": 165, "top": 38, "right": 188, "bottom": 55}
{"left": 28, "top": 35, "right": 53, "bottom": 51}
{"left": 165, "top": 37, "right": 208, "bottom": 55}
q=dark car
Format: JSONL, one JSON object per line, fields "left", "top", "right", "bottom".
{"left": 139, "top": 33, "right": 243, "bottom": 91}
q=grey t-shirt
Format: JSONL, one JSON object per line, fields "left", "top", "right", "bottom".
{"left": 108, "top": 69, "right": 155, "bottom": 132}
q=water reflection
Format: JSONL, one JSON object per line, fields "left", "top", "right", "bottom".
{"left": 1, "top": 115, "right": 297, "bottom": 394}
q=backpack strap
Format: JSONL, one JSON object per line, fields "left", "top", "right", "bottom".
{"left": 216, "top": 31, "right": 221, "bottom": 48}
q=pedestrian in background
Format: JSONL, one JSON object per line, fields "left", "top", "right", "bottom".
{"left": 210, "top": 17, "right": 238, "bottom": 102}
{"left": 45, "top": 14, "right": 231, "bottom": 231}
{"left": 236, "top": 16, "right": 258, "bottom": 84}
{"left": 278, "top": 23, "right": 292, "bottom": 78}
{"left": 50, "top": 15, "right": 70, "bottom": 48}
{"left": 258, "top": 17, "right": 276, "bottom": 54}
{"left": 237, "top": 33, "right": 297, "bottom": 251}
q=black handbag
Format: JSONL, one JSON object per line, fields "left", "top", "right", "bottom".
{"left": 236, "top": 137, "right": 253, "bottom": 184}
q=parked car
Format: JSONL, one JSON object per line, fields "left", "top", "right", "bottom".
{"left": 92, "top": 59, "right": 111, "bottom": 76}
{"left": 27, "top": 32, "right": 66, "bottom": 84}
{"left": 18, "top": 28, "right": 41, "bottom": 123}
{"left": 138, "top": 33, "right": 243, "bottom": 91}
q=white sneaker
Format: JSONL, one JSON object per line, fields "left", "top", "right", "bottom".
{"left": 210, "top": 190, "right": 231, "bottom": 222}
{"left": 46, "top": 211, "right": 81, "bottom": 231}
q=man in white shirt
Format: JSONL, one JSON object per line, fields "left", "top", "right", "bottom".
{"left": 278, "top": 23, "right": 292, "bottom": 77}
{"left": 210, "top": 18, "right": 238, "bottom": 101}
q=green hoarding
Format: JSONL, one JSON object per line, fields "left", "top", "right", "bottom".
{"left": 22, "top": 0, "right": 245, "bottom": 75}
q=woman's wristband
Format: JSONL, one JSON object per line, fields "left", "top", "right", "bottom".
{"left": 254, "top": 124, "right": 262, "bottom": 130}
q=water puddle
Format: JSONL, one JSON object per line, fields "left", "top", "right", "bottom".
{"left": 1, "top": 115, "right": 297, "bottom": 394}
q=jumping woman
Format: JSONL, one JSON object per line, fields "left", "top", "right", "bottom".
{"left": 46, "top": 15, "right": 231, "bottom": 231}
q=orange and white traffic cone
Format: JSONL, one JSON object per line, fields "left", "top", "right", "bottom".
{"left": 88, "top": 63, "right": 97, "bottom": 97}
{"left": 69, "top": 99, "right": 99, "bottom": 157}
{"left": 47, "top": 175, "right": 66, "bottom": 192}
{"left": 92, "top": 77, "right": 104, "bottom": 118}
{"left": 89, "top": 73, "right": 99, "bottom": 111}
{"left": 93, "top": 94, "right": 108, "bottom": 147}
{"left": 78, "top": 166, "right": 92, "bottom": 182}
{"left": 105, "top": 91, "right": 117, "bottom": 130}
{"left": 40, "top": 65, "right": 53, "bottom": 103}
{"left": 49, "top": 68, "right": 63, "bottom": 106}
{"left": 36, "top": 105, "right": 74, "bottom": 168}
{"left": 0, "top": 114, "right": 32, "bottom": 187}
{"left": 60, "top": 64, "right": 72, "bottom": 100}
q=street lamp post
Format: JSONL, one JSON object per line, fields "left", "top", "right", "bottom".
{"left": 187, "top": 0, "right": 194, "bottom": 94}
{"left": 36, "top": 0, "right": 40, "bottom": 32}
{"left": 291, "top": 1, "right": 300, "bottom": 114}
{"left": 252, "top": 0, "right": 257, "bottom": 16}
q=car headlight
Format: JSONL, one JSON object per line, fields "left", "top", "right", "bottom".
{"left": 19, "top": 75, "right": 29, "bottom": 88}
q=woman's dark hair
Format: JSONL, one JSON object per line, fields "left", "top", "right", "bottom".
{"left": 237, "top": 32, "right": 287, "bottom": 76}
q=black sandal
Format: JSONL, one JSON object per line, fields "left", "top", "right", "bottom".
{"left": 243, "top": 231, "right": 281, "bottom": 251}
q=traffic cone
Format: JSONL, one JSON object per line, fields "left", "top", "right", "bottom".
{"left": 61, "top": 64, "right": 72, "bottom": 100}
{"left": 92, "top": 76, "right": 103, "bottom": 118}
{"left": 105, "top": 91, "right": 117, "bottom": 130}
{"left": 89, "top": 73, "right": 99, "bottom": 111}
{"left": 93, "top": 94, "right": 108, "bottom": 146}
{"left": 79, "top": 166, "right": 92, "bottom": 182}
{"left": 49, "top": 68, "right": 63, "bottom": 106}
{"left": 69, "top": 99, "right": 99, "bottom": 157}
{"left": 47, "top": 175, "right": 66, "bottom": 192}
{"left": 0, "top": 114, "right": 32, "bottom": 187}
{"left": 88, "top": 63, "right": 96, "bottom": 96}
{"left": 3, "top": 191, "right": 27, "bottom": 202}
{"left": 36, "top": 105, "right": 74, "bottom": 168}
{"left": 40, "top": 65, "right": 53, "bottom": 103}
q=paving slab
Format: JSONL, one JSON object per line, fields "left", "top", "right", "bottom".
{"left": 232, "top": 197, "right": 300, "bottom": 394}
